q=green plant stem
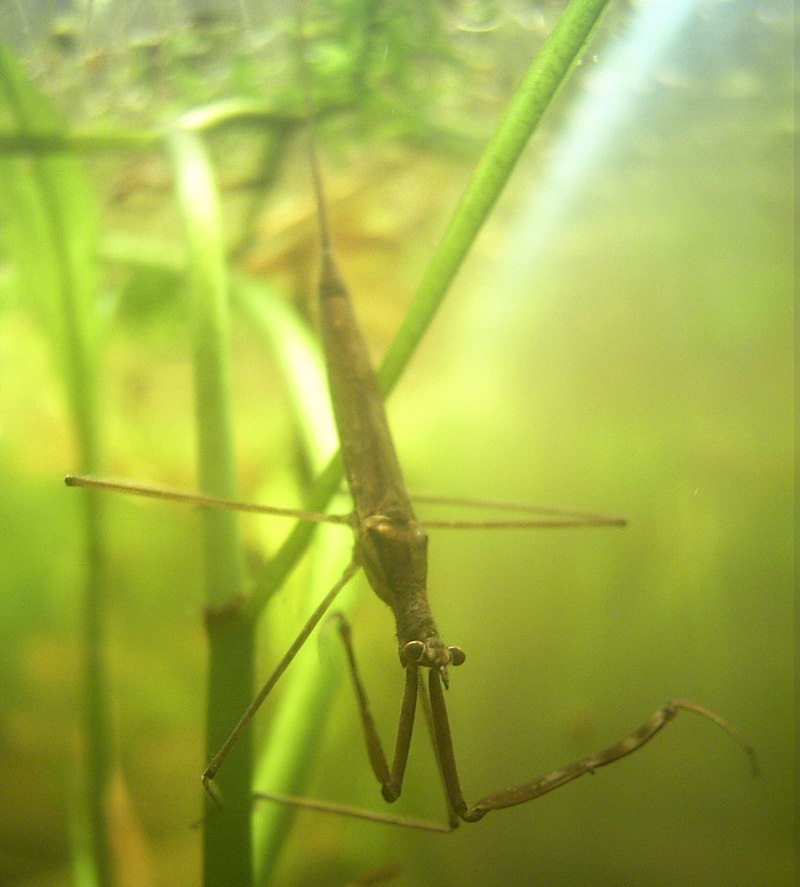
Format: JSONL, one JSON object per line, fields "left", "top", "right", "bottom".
{"left": 0, "top": 47, "right": 109, "bottom": 887}
{"left": 379, "top": 0, "right": 612, "bottom": 393}
{"left": 166, "top": 127, "right": 253, "bottom": 887}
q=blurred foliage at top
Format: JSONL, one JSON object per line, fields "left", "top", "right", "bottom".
{"left": 1, "top": 0, "right": 578, "bottom": 142}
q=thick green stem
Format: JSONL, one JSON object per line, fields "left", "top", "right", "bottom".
{"left": 166, "top": 128, "right": 253, "bottom": 887}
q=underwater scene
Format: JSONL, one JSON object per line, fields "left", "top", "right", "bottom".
{"left": 0, "top": 1, "right": 793, "bottom": 886}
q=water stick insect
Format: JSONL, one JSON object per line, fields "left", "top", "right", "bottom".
{"left": 68, "top": 79, "right": 757, "bottom": 836}
{"left": 65, "top": 16, "right": 758, "bottom": 837}
{"left": 214, "top": 92, "right": 760, "bottom": 824}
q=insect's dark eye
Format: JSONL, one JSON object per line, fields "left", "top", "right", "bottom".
{"left": 448, "top": 646, "right": 466, "bottom": 667}
{"left": 401, "top": 640, "right": 425, "bottom": 664}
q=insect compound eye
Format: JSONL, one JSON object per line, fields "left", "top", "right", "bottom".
{"left": 448, "top": 646, "right": 466, "bottom": 667}
{"left": 401, "top": 640, "right": 426, "bottom": 666}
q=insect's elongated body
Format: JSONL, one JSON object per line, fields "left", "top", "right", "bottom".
{"left": 314, "top": 157, "right": 459, "bottom": 682}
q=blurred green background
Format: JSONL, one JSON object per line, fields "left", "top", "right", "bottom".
{"left": 0, "top": 1, "right": 793, "bottom": 886}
